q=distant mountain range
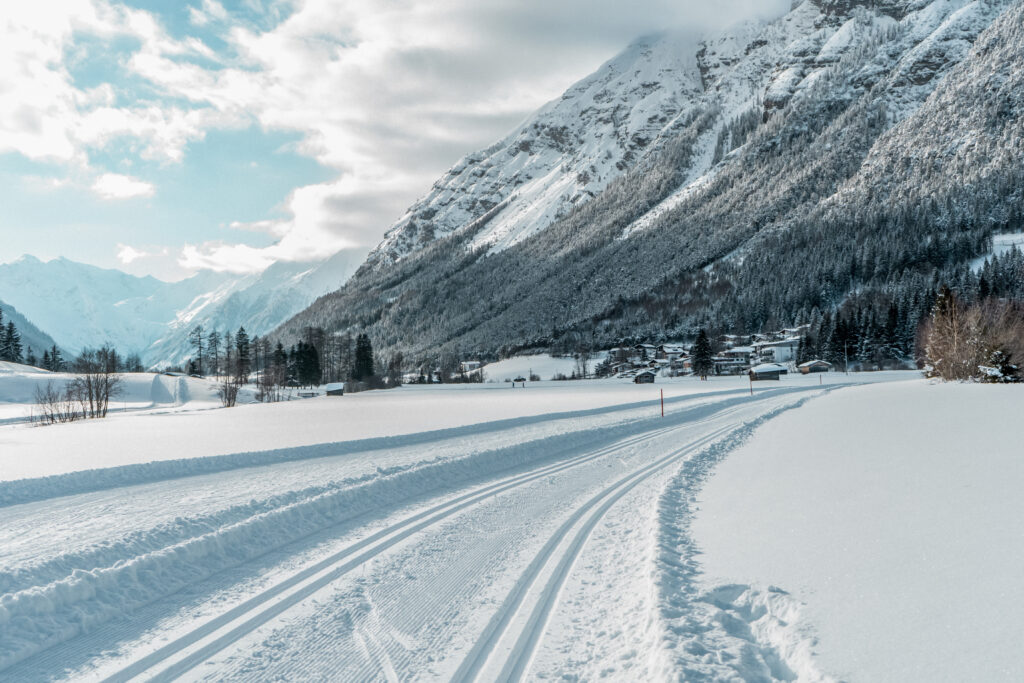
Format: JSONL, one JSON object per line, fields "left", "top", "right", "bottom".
{"left": 276, "top": 0, "right": 1024, "bottom": 358}
{"left": 0, "top": 250, "right": 365, "bottom": 366}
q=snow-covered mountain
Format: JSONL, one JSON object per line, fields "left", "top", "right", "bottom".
{"left": 0, "top": 250, "right": 365, "bottom": 366}
{"left": 369, "top": 31, "right": 706, "bottom": 266}
{"left": 369, "top": 0, "right": 1006, "bottom": 268}
{"left": 278, "top": 0, "right": 1023, "bottom": 356}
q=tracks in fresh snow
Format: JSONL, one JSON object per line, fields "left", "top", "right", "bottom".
{"left": 1, "top": 387, "right": 826, "bottom": 681}
{"left": 451, "top": 424, "right": 733, "bottom": 682}
{"left": 101, "top": 418, "right": 713, "bottom": 682}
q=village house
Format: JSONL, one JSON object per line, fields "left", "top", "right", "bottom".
{"left": 755, "top": 338, "right": 800, "bottom": 364}
{"left": 656, "top": 344, "right": 687, "bottom": 361}
{"left": 634, "top": 370, "right": 656, "bottom": 384}
{"left": 749, "top": 363, "right": 787, "bottom": 381}
{"left": 607, "top": 347, "right": 631, "bottom": 363}
{"left": 799, "top": 359, "right": 833, "bottom": 374}
{"left": 713, "top": 356, "right": 748, "bottom": 375}
{"left": 634, "top": 343, "right": 657, "bottom": 360}
{"left": 721, "top": 345, "right": 754, "bottom": 363}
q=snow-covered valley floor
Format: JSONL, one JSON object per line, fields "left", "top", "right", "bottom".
{"left": 0, "top": 370, "right": 1018, "bottom": 681}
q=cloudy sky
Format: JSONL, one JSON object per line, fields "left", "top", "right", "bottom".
{"left": 0, "top": 0, "right": 787, "bottom": 281}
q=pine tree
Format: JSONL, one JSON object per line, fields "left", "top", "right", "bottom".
{"left": 4, "top": 321, "right": 22, "bottom": 363}
{"left": 235, "top": 327, "right": 251, "bottom": 384}
{"left": 49, "top": 344, "right": 64, "bottom": 372}
{"left": 353, "top": 333, "right": 374, "bottom": 381}
{"left": 208, "top": 330, "right": 222, "bottom": 377}
{"left": 25, "top": 347, "right": 37, "bottom": 368}
{"left": 691, "top": 329, "right": 713, "bottom": 380}
{"left": 189, "top": 325, "right": 204, "bottom": 376}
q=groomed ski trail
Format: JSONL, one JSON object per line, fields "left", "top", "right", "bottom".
{"left": 0, "top": 383, "right": 843, "bottom": 681}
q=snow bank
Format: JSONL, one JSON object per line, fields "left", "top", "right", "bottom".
{"left": 0, "top": 382, "right": 756, "bottom": 506}
{"left": 691, "top": 380, "right": 1024, "bottom": 681}
{"left": 0, "top": 363, "right": 224, "bottom": 426}
{"left": 655, "top": 390, "right": 836, "bottom": 681}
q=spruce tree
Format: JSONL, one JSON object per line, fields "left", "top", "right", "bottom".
{"left": 4, "top": 321, "right": 22, "bottom": 363}
{"left": 50, "top": 344, "right": 64, "bottom": 371}
{"left": 691, "top": 329, "right": 714, "bottom": 380}
{"left": 208, "top": 330, "right": 222, "bottom": 377}
{"left": 235, "top": 327, "right": 251, "bottom": 384}
{"left": 353, "top": 334, "right": 374, "bottom": 381}
{"left": 189, "top": 325, "right": 204, "bottom": 376}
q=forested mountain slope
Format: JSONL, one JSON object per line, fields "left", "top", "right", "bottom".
{"left": 278, "top": 0, "right": 1023, "bottom": 359}
{"left": 0, "top": 298, "right": 59, "bottom": 360}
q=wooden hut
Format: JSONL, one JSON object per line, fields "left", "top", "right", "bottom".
{"left": 749, "top": 363, "right": 786, "bottom": 381}
{"left": 798, "top": 360, "right": 832, "bottom": 374}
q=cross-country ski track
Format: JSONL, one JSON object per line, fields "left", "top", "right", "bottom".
{"left": 0, "top": 381, "right": 850, "bottom": 681}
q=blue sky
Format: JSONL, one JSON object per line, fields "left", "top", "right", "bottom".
{"left": 0, "top": 0, "right": 785, "bottom": 281}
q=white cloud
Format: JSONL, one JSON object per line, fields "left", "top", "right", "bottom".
{"left": 179, "top": 241, "right": 277, "bottom": 274}
{"left": 2, "top": 0, "right": 790, "bottom": 275}
{"left": 116, "top": 243, "right": 149, "bottom": 263}
{"left": 92, "top": 173, "right": 155, "bottom": 200}
{"left": 0, "top": 1, "right": 234, "bottom": 167}
{"left": 149, "top": 0, "right": 789, "bottom": 270}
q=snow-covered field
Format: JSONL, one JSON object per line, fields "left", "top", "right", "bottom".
{"left": 479, "top": 353, "right": 602, "bottom": 382}
{"left": 691, "top": 380, "right": 1024, "bottom": 682}
{"left": 0, "top": 367, "right": 1019, "bottom": 681}
{"left": 0, "top": 361, "right": 227, "bottom": 428}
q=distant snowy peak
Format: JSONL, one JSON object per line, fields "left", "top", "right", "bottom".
{"left": 0, "top": 249, "right": 366, "bottom": 366}
{"left": 145, "top": 247, "right": 366, "bottom": 366}
{"left": 368, "top": 32, "right": 704, "bottom": 266}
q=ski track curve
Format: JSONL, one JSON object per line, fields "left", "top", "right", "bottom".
{"left": 102, "top": 421, "right": 693, "bottom": 683}
{"left": 0, "top": 384, "right": 845, "bottom": 681}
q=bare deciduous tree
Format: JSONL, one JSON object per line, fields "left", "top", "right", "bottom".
{"left": 70, "top": 345, "right": 123, "bottom": 418}
{"left": 33, "top": 382, "right": 82, "bottom": 425}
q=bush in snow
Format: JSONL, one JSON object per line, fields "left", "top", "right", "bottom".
{"left": 924, "top": 288, "right": 1023, "bottom": 383}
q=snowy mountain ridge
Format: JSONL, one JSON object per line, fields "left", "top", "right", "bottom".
{"left": 365, "top": 0, "right": 991, "bottom": 268}
{"left": 0, "top": 250, "right": 365, "bottom": 366}
{"left": 368, "top": 31, "right": 706, "bottom": 266}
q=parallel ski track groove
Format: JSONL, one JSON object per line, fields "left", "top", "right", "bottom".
{"left": 103, "top": 406, "right": 747, "bottom": 682}
{"left": 451, "top": 422, "right": 738, "bottom": 682}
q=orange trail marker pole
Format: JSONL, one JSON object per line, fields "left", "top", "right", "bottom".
{"left": 661, "top": 389, "right": 664, "bottom": 417}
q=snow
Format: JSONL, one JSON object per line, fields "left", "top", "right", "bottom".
{"left": 691, "top": 379, "right": 1024, "bottom": 682}
{"left": 4, "top": 370, "right": 897, "bottom": 680}
{"left": 0, "top": 362, "right": 226, "bottom": 427}
{"left": 1, "top": 368, "right": 792, "bottom": 488}
{"left": 479, "top": 353, "right": 602, "bottom": 381}
{"left": 2, "top": 367, "right": 1018, "bottom": 679}
{"left": 970, "top": 231, "right": 1024, "bottom": 270}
